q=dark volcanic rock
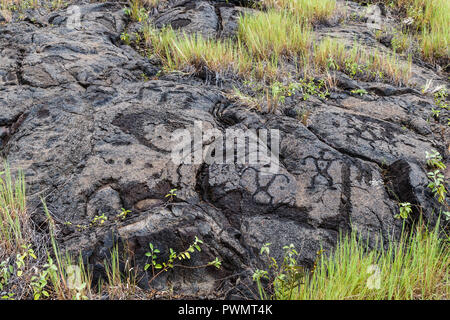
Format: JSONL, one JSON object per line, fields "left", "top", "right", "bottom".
{"left": 0, "top": 1, "right": 448, "bottom": 298}
{"left": 154, "top": 0, "right": 219, "bottom": 38}
{"left": 385, "top": 159, "right": 440, "bottom": 225}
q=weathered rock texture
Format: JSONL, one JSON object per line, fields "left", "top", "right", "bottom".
{"left": 0, "top": 0, "right": 448, "bottom": 298}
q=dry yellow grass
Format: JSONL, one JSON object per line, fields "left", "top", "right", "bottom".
{"left": 261, "top": 0, "right": 337, "bottom": 23}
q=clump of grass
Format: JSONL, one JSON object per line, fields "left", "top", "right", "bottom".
{"left": 0, "top": 163, "right": 51, "bottom": 300}
{"left": 261, "top": 0, "right": 337, "bottom": 23}
{"left": 314, "top": 37, "right": 412, "bottom": 85}
{"left": 398, "top": 0, "right": 449, "bottom": 61}
{"left": 143, "top": 7, "right": 411, "bottom": 86}
{"left": 0, "top": 167, "right": 93, "bottom": 300}
{"left": 257, "top": 221, "right": 449, "bottom": 300}
{"left": 420, "top": 25, "right": 449, "bottom": 63}
{"left": 361, "top": 0, "right": 449, "bottom": 63}
{"left": 101, "top": 243, "right": 140, "bottom": 300}
{"left": 143, "top": 9, "right": 314, "bottom": 83}
{"left": 143, "top": 23, "right": 252, "bottom": 76}
{"left": 236, "top": 9, "right": 315, "bottom": 82}
{"left": 296, "top": 223, "right": 448, "bottom": 299}
{"left": 0, "top": 163, "right": 27, "bottom": 256}
{"left": 237, "top": 9, "right": 313, "bottom": 62}
{"left": 140, "top": 3, "right": 414, "bottom": 111}
{"left": 390, "top": 31, "right": 415, "bottom": 54}
{"left": 228, "top": 88, "right": 262, "bottom": 111}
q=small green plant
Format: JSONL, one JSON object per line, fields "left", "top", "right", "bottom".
{"left": 443, "top": 211, "right": 450, "bottom": 221}
{"left": 391, "top": 31, "right": 412, "bottom": 54}
{"left": 351, "top": 88, "right": 368, "bottom": 96}
{"left": 0, "top": 259, "right": 13, "bottom": 296}
{"left": 294, "top": 78, "right": 329, "bottom": 100}
{"left": 326, "top": 54, "right": 339, "bottom": 70}
{"left": 426, "top": 150, "right": 446, "bottom": 170}
{"left": 297, "top": 108, "right": 311, "bottom": 126}
{"left": 1, "top": 292, "right": 14, "bottom": 300}
{"left": 102, "top": 244, "right": 136, "bottom": 299}
{"left": 269, "top": 78, "right": 329, "bottom": 105}
{"left": 144, "top": 236, "right": 221, "bottom": 285}
{"left": 123, "top": 0, "right": 148, "bottom": 22}
{"left": 165, "top": 188, "right": 177, "bottom": 202}
{"left": 314, "top": 37, "right": 411, "bottom": 85}
{"left": 434, "top": 87, "right": 449, "bottom": 110}
{"left": 117, "top": 208, "right": 131, "bottom": 221}
{"left": 395, "top": 202, "right": 412, "bottom": 220}
{"left": 120, "top": 32, "right": 131, "bottom": 45}
{"left": 425, "top": 150, "right": 448, "bottom": 205}
{"left": 427, "top": 170, "right": 447, "bottom": 204}
{"left": 252, "top": 269, "right": 269, "bottom": 300}
{"left": 75, "top": 224, "right": 87, "bottom": 231}
{"left": 253, "top": 243, "right": 306, "bottom": 300}
{"left": 15, "top": 244, "right": 37, "bottom": 277}
{"left": 30, "top": 256, "right": 58, "bottom": 300}
{"left": 141, "top": 73, "right": 149, "bottom": 82}
{"left": 345, "top": 59, "right": 364, "bottom": 78}
{"left": 431, "top": 107, "right": 441, "bottom": 119}
{"left": 270, "top": 81, "right": 286, "bottom": 105}
{"left": 91, "top": 213, "right": 107, "bottom": 226}
{"left": 123, "top": 7, "right": 131, "bottom": 16}
{"left": 144, "top": 243, "right": 162, "bottom": 272}
{"left": 208, "top": 257, "right": 222, "bottom": 269}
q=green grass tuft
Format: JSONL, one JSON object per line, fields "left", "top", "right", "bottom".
{"left": 261, "top": 0, "right": 337, "bottom": 23}
{"left": 268, "top": 222, "right": 449, "bottom": 300}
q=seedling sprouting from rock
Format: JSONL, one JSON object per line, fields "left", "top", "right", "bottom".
{"left": 144, "top": 236, "right": 221, "bottom": 286}
{"left": 117, "top": 208, "right": 131, "bottom": 221}
{"left": 395, "top": 202, "right": 412, "bottom": 220}
{"left": 165, "top": 188, "right": 177, "bottom": 202}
